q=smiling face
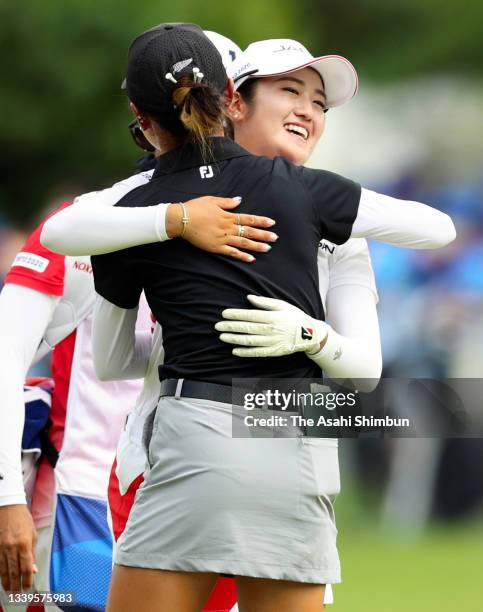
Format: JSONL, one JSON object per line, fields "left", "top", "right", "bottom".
{"left": 229, "top": 67, "right": 327, "bottom": 165}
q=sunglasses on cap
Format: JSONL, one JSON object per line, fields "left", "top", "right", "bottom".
{"left": 128, "top": 119, "right": 155, "bottom": 152}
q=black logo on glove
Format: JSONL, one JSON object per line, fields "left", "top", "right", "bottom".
{"left": 301, "top": 326, "right": 313, "bottom": 340}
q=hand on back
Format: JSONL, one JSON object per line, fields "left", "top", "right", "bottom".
{"left": 167, "top": 196, "right": 278, "bottom": 263}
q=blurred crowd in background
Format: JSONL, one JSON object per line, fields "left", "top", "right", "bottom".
{"left": 1, "top": 1, "right": 482, "bottom": 594}
{"left": 309, "top": 73, "right": 483, "bottom": 533}
{"left": 343, "top": 170, "right": 483, "bottom": 533}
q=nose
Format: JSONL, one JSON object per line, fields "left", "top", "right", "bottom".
{"left": 294, "top": 94, "right": 314, "bottom": 122}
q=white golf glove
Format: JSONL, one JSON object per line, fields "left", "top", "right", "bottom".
{"left": 215, "top": 294, "right": 328, "bottom": 357}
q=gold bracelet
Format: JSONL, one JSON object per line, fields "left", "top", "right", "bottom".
{"left": 179, "top": 202, "right": 189, "bottom": 238}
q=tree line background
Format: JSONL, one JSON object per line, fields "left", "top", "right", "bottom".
{"left": 1, "top": 0, "right": 482, "bottom": 225}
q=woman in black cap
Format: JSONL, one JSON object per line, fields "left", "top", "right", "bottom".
{"left": 88, "top": 23, "right": 454, "bottom": 612}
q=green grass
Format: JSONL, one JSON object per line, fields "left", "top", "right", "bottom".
{"left": 331, "top": 484, "right": 483, "bottom": 611}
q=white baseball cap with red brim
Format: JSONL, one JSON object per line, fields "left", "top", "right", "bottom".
{"left": 230, "top": 38, "right": 358, "bottom": 109}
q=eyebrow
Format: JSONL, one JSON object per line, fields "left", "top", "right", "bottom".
{"left": 274, "top": 76, "right": 326, "bottom": 101}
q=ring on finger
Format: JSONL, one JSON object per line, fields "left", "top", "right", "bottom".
{"left": 236, "top": 213, "right": 241, "bottom": 225}
{"left": 237, "top": 224, "right": 245, "bottom": 237}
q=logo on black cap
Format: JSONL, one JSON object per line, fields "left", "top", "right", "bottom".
{"left": 172, "top": 58, "right": 193, "bottom": 74}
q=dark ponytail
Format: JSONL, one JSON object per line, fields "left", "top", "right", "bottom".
{"left": 148, "top": 75, "right": 225, "bottom": 159}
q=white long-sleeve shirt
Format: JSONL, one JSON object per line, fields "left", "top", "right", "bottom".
{"left": 40, "top": 171, "right": 456, "bottom": 256}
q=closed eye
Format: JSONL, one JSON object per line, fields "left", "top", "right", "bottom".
{"left": 314, "top": 100, "right": 328, "bottom": 114}
{"left": 282, "top": 87, "right": 299, "bottom": 95}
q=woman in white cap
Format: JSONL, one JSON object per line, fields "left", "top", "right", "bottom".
{"left": 38, "top": 25, "right": 458, "bottom": 612}
{"left": 216, "top": 40, "right": 382, "bottom": 376}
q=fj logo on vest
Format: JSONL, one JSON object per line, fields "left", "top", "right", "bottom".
{"left": 199, "top": 165, "right": 214, "bottom": 179}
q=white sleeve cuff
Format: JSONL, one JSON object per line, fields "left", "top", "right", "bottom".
{"left": 308, "top": 325, "right": 344, "bottom": 366}
{"left": 0, "top": 465, "right": 27, "bottom": 507}
{"left": 155, "top": 203, "right": 171, "bottom": 242}
{"left": 0, "top": 496, "right": 28, "bottom": 507}
{"left": 307, "top": 323, "right": 382, "bottom": 391}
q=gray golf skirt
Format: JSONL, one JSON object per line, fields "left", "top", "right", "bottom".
{"left": 115, "top": 395, "right": 341, "bottom": 584}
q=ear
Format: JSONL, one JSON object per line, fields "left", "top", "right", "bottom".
{"left": 129, "top": 101, "right": 151, "bottom": 130}
{"left": 224, "top": 78, "right": 235, "bottom": 102}
{"left": 226, "top": 90, "right": 248, "bottom": 123}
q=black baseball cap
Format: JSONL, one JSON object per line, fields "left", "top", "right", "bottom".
{"left": 125, "top": 22, "right": 228, "bottom": 114}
